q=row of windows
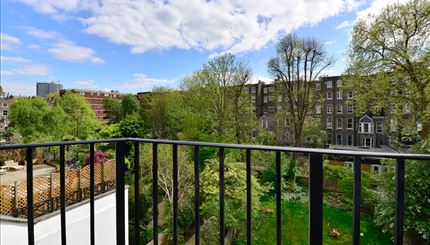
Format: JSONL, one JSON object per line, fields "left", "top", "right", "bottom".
{"left": 324, "top": 104, "right": 353, "bottom": 114}
{"left": 327, "top": 118, "right": 384, "bottom": 132}
{"left": 248, "top": 86, "right": 276, "bottom": 94}
{"left": 329, "top": 134, "right": 380, "bottom": 147}
{"left": 326, "top": 91, "right": 353, "bottom": 100}
{"left": 327, "top": 134, "right": 354, "bottom": 146}
{"left": 316, "top": 80, "right": 342, "bottom": 90}
{"left": 326, "top": 117, "right": 354, "bottom": 130}
{"left": 79, "top": 92, "right": 119, "bottom": 98}
{"left": 359, "top": 122, "right": 384, "bottom": 133}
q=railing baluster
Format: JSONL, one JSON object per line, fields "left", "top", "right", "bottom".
{"left": 246, "top": 149, "right": 252, "bottom": 245}
{"left": 309, "top": 153, "right": 323, "bottom": 245}
{"left": 276, "top": 151, "right": 281, "bottom": 245}
{"left": 152, "top": 143, "right": 159, "bottom": 245}
{"left": 219, "top": 147, "right": 225, "bottom": 245}
{"left": 90, "top": 143, "right": 95, "bottom": 245}
{"left": 26, "top": 147, "right": 35, "bottom": 245}
{"left": 60, "top": 145, "right": 67, "bottom": 245}
{"left": 116, "top": 141, "right": 126, "bottom": 245}
{"left": 353, "top": 156, "right": 361, "bottom": 245}
{"left": 395, "top": 158, "right": 405, "bottom": 245}
{"left": 134, "top": 142, "right": 141, "bottom": 245}
{"left": 173, "top": 144, "right": 179, "bottom": 245}
{"left": 194, "top": 146, "right": 200, "bottom": 245}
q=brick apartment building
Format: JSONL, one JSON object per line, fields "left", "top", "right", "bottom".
{"left": 60, "top": 89, "right": 122, "bottom": 121}
{"left": 318, "top": 76, "right": 387, "bottom": 148}
{"left": 245, "top": 76, "right": 388, "bottom": 148}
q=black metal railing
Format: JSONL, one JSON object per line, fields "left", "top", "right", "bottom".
{"left": 1, "top": 138, "right": 429, "bottom": 245}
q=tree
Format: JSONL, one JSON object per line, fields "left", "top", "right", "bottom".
{"left": 268, "top": 34, "right": 334, "bottom": 147}
{"left": 56, "top": 93, "right": 101, "bottom": 140}
{"left": 345, "top": 0, "right": 430, "bottom": 140}
{"left": 120, "top": 94, "right": 140, "bottom": 118}
{"left": 140, "top": 88, "right": 183, "bottom": 139}
{"left": 8, "top": 97, "right": 70, "bottom": 143}
{"left": 103, "top": 94, "right": 139, "bottom": 123}
{"left": 141, "top": 144, "right": 193, "bottom": 207}
{"left": 374, "top": 140, "right": 430, "bottom": 243}
{"left": 200, "top": 156, "right": 270, "bottom": 243}
{"left": 103, "top": 97, "right": 122, "bottom": 123}
{"left": 182, "top": 54, "right": 255, "bottom": 143}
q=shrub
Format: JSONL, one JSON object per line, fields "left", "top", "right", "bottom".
{"left": 374, "top": 141, "right": 430, "bottom": 242}
{"left": 84, "top": 150, "right": 108, "bottom": 165}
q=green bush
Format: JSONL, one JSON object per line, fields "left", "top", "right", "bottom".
{"left": 200, "top": 155, "right": 271, "bottom": 243}
{"left": 374, "top": 141, "right": 430, "bottom": 242}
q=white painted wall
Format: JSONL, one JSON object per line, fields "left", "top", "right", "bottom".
{"left": 0, "top": 189, "right": 128, "bottom": 245}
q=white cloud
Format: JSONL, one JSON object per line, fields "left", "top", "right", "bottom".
{"left": 13, "top": 64, "right": 51, "bottom": 76}
{"left": 1, "top": 56, "right": 32, "bottom": 64}
{"left": 335, "top": 20, "right": 352, "bottom": 30}
{"left": 73, "top": 79, "right": 98, "bottom": 89}
{"left": 48, "top": 40, "right": 104, "bottom": 64}
{"left": 325, "top": 40, "right": 337, "bottom": 45}
{"left": 1, "top": 70, "right": 15, "bottom": 76}
{"left": 1, "top": 80, "right": 36, "bottom": 96}
{"left": 357, "top": 0, "right": 410, "bottom": 21}
{"left": 17, "top": 0, "right": 362, "bottom": 55}
{"left": 28, "top": 44, "right": 42, "bottom": 50}
{"left": 121, "top": 73, "right": 175, "bottom": 91}
{"left": 90, "top": 57, "right": 105, "bottom": 64}
{"left": 1, "top": 33, "right": 21, "bottom": 50}
{"left": 26, "top": 27, "right": 59, "bottom": 39}
{"left": 249, "top": 75, "right": 273, "bottom": 84}
{"left": 16, "top": 0, "right": 82, "bottom": 14}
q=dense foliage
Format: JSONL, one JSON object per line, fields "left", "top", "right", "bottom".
{"left": 374, "top": 141, "right": 430, "bottom": 242}
{"left": 345, "top": 0, "right": 430, "bottom": 140}
{"left": 200, "top": 156, "right": 270, "bottom": 243}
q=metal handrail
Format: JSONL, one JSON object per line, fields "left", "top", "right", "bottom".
{"left": 1, "top": 138, "right": 429, "bottom": 245}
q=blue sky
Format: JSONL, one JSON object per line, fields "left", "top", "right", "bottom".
{"left": 0, "top": 0, "right": 407, "bottom": 96}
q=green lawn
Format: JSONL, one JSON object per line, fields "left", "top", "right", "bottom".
{"left": 253, "top": 200, "right": 392, "bottom": 244}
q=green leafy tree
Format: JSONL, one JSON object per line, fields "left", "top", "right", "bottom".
{"left": 139, "top": 144, "right": 193, "bottom": 243}
{"left": 8, "top": 97, "right": 69, "bottom": 143}
{"left": 56, "top": 93, "right": 101, "bottom": 140}
{"left": 140, "top": 88, "right": 183, "bottom": 139}
{"left": 103, "top": 94, "right": 139, "bottom": 123}
{"left": 374, "top": 140, "right": 430, "bottom": 243}
{"left": 182, "top": 54, "right": 255, "bottom": 143}
{"left": 345, "top": 0, "right": 430, "bottom": 140}
{"left": 200, "top": 156, "right": 270, "bottom": 243}
{"left": 103, "top": 97, "right": 122, "bottom": 123}
{"left": 121, "top": 94, "right": 140, "bottom": 118}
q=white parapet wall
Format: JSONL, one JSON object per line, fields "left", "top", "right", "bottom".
{"left": 0, "top": 188, "right": 128, "bottom": 245}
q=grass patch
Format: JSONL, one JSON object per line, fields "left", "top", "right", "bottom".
{"left": 253, "top": 200, "right": 391, "bottom": 244}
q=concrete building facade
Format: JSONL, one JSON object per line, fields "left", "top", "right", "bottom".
{"left": 36, "top": 82, "right": 63, "bottom": 98}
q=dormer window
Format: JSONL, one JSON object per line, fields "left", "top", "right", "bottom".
{"left": 359, "top": 115, "right": 374, "bottom": 133}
